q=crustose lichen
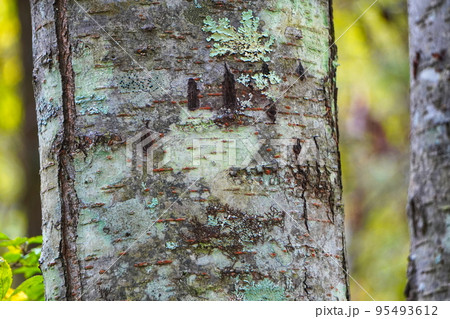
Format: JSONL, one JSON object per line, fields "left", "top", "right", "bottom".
{"left": 241, "top": 278, "right": 287, "bottom": 301}
{"left": 202, "top": 10, "right": 275, "bottom": 62}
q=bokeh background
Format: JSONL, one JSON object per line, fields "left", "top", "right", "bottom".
{"left": 0, "top": 0, "right": 410, "bottom": 300}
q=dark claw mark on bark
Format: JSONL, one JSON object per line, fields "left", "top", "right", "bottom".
{"left": 222, "top": 63, "right": 237, "bottom": 111}
{"left": 266, "top": 103, "right": 277, "bottom": 123}
{"left": 293, "top": 138, "right": 302, "bottom": 156}
{"left": 431, "top": 49, "right": 446, "bottom": 61}
{"left": 413, "top": 51, "right": 421, "bottom": 80}
{"left": 187, "top": 78, "right": 199, "bottom": 111}
{"left": 296, "top": 60, "right": 306, "bottom": 80}
{"left": 214, "top": 64, "right": 239, "bottom": 127}
{"left": 261, "top": 62, "right": 270, "bottom": 75}
{"left": 312, "top": 135, "right": 320, "bottom": 150}
{"left": 409, "top": 197, "right": 428, "bottom": 237}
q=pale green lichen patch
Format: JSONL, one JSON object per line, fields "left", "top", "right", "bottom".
{"left": 195, "top": 249, "right": 231, "bottom": 268}
{"left": 76, "top": 94, "right": 107, "bottom": 115}
{"left": 147, "top": 197, "right": 159, "bottom": 210}
{"left": 251, "top": 71, "right": 282, "bottom": 90}
{"left": 165, "top": 241, "right": 178, "bottom": 250}
{"left": 73, "top": 146, "right": 128, "bottom": 204}
{"left": 331, "top": 283, "right": 348, "bottom": 301}
{"left": 76, "top": 209, "right": 113, "bottom": 260}
{"left": 202, "top": 10, "right": 275, "bottom": 62}
{"left": 241, "top": 278, "right": 286, "bottom": 301}
{"left": 72, "top": 43, "right": 114, "bottom": 116}
{"left": 162, "top": 112, "right": 259, "bottom": 179}
{"left": 145, "top": 275, "right": 175, "bottom": 300}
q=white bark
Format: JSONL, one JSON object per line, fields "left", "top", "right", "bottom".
{"left": 31, "top": 0, "right": 348, "bottom": 300}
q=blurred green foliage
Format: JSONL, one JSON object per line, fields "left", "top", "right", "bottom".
{"left": 0, "top": 233, "right": 44, "bottom": 301}
{"left": 0, "top": 0, "right": 27, "bottom": 238}
{"left": 0, "top": 0, "right": 410, "bottom": 301}
{"left": 335, "top": 0, "right": 410, "bottom": 300}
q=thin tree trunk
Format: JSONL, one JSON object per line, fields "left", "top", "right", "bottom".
{"left": 31, "top": 0, "right": 348, "bottom": 300}
{"left": 406, "top": 0, "right": 450, "bottom": 301}
{"left": 18, "top": 0, "right": 42, "bottom": 237}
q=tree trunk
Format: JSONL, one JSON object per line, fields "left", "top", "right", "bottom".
{"left": 31, "top": 0, "right": 348, "bottom": 300}
{"left": 406, "top": 0, "right": 450, "bottom": 301}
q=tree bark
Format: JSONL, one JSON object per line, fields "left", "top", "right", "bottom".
{"left": 31, "top": 0, "right": 348, "bottom": 300}
{"left": 406, "top": 0, "right": 450, "bottom": 301}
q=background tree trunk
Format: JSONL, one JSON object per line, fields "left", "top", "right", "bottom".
{"left": 31, "top": 0, "right": 348, "bottom": 300}
{"left": 406, "top": 0, "right": 450, "bottom": 301}
{"left": 19, "top": 0, "right": 42, "bottom": 237}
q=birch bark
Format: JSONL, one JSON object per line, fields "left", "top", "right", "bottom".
{"left": 406, "top": 0, "right": 450, "bottom": 301}
{"left": 31, "top": 0, "right": 348, "bottom": 300}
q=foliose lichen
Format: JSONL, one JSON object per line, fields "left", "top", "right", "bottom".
{"left": 237, "top": 71, "right": 282, "bottom": 99}
{"left": 250, "top": 71, "right": 282, "bottom": 90}
{"left": 202, "top": 10, "right": 275, "bottom": 62}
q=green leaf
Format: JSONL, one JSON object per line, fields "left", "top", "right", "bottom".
{"left": 21, "top": 249, "right": 41, "bottom": 267}
{"left": 13, "top": 266, "right": 41, "bottom": 278}
{"left": 0, "top": 236, "right": 42, "bottom": 247}
{"left": 0, "top": 257, "right": 13, "bottom": 300}
{"left": 0, "top": 233, "right": 9, "bottom": 240}
{"left": 9, "top": 275, "right": 44, "bottom": 301}
{"left": 0, "top": 237, "right": 28, "bottom": 247}
{"left": 27, "top": 236, "right": 43, "bottom": 245}
{"left": 3, "top": 252, "right": 22, "bottom": 264}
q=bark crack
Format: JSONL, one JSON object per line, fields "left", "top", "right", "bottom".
{"left": 54, "top": 0, "right": 82, "bottom": 300}
{"left": 302, "top": 265, "right": 311, "bottom": 300}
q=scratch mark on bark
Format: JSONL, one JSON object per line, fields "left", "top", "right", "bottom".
{"left": 296, "top": 60, "right": 306, "bottom": 81}
{"left": 222, "top": 63, "right": 237, "bottom": 111}
{"left": 293, "top": 138, "right": 302, "bottom": 156}
{"left": 266, "top": 103, "right": 277, "bottom": 123}
{"left": 261, "top": 62, "right": 270, "bottom": 75}
{"left": 413, "top": 51, "right": 421, "bottom": 80}
{"left": 187, "top": 78, "right": 199, "bottom": 111}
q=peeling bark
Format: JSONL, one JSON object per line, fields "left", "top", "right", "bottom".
{"left": 406, "top": 0, "right": 450, "bottom": 301}
{"left": 31, "top": 0, "right": 348, "bottom": 300}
